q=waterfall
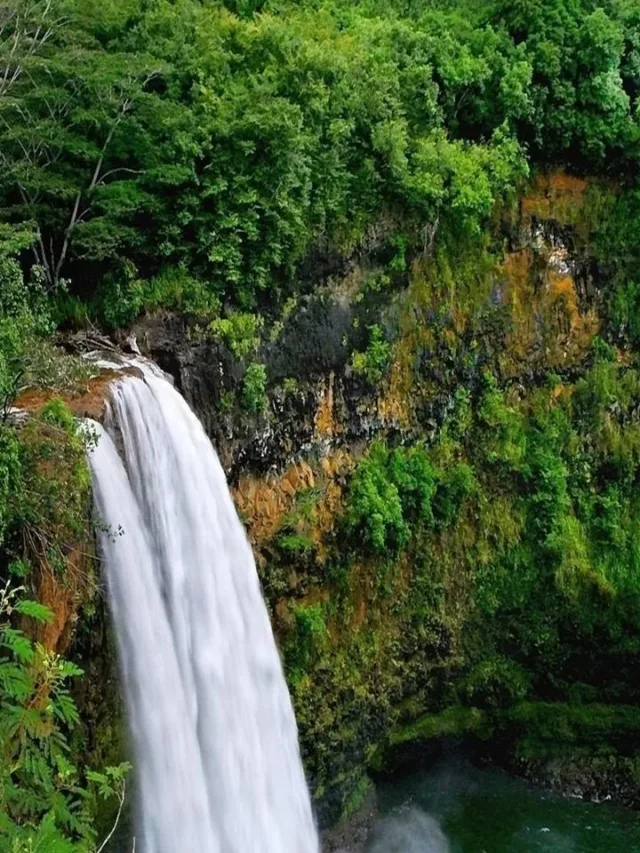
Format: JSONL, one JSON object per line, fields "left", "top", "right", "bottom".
{"left": 86, "top": 366, "right": 319, "bottom": 853}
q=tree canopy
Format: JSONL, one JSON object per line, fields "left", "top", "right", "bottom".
{"left": 0, "top": 0, "right": 636, "bottom": 315}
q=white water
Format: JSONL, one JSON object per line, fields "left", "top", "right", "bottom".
{"left": 87, "top": 367, "right": 319, "bottom": 853}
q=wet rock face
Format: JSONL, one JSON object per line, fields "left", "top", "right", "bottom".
{"left": 511, "top": 755, "right": 640, "bottom": 810}
{"left": 130, "top": 286, "right": 394, "bottom": 481}
{"left": 131, "top": 312, "right": 320, "bottom": 476}
{"left": 322, "top": 787, "right": 378, "bottom": 853}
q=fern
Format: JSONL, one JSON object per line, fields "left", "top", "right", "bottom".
{"left": 1, "top": 629, "right": 35, "bottom": 664}
{"left": 0, "top": 583, "right": 129, "bottom": 852}
{"left": 14, "top": 600, "right": 54, "bottom": 623}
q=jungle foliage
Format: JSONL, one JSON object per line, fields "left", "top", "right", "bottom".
{"left": 1, "top": 0, "right": 640, "bottom": 837}
{"left": 0, "top": 0, "right": 637, "bottom": 322}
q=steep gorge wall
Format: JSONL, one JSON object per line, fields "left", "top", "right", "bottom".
{"left": 21, "top": 172, "right": 640, "bottom": 831}
{"left": 124, "top": 171, "right": 640, "bottom": 824}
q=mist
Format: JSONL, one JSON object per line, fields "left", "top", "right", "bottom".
{"left": 367, "top": 808, "right": 450, "bottom": 853}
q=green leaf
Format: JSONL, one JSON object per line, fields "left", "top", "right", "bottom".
{"left": 1, "top": 628, "right": 35, "bottom": 664}
{"left": 14, "top": 600, "right": 54, "bottom": 624}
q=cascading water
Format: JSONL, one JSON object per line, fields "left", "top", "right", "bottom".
{"left": 86, "top": 365, "right": 319, "bottom": 853}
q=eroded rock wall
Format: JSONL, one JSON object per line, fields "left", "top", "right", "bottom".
{"left": 31, "top": 171, "right": 638, "bottom": 831}
{"left": 118, "top": 171, "right": 638, "bottom": 825}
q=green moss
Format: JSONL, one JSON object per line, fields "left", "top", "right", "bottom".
{"left": 338, "top": 774, "right": 373, "bottom": 824}
{"left": 282, "top": 377, "right": 300, "bottom": 395}
{"left": 284, "top": 603, "right": 328, "bottom": 683}
{"left": 503, "top": 703, "right": 640, "bottom": 759}
{"left": 460, "top": 657, "right": 531, "bottom": 709}
{"left": 389, "top": 707, "right": 492, "bottom": 747}
{"left": 277, "top": 532, "right": 315, "bottom": 555}
{"left": 219, "top": 390, "right": 236, "bottom": 414}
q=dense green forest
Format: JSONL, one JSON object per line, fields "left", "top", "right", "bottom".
{"left": 1, "top": 0, "right": 640, "bottom": 847}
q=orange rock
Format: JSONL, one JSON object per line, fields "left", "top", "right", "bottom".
{"left": 314, "top": 374, "right": 337, "bottom": 438}
{"left": 502, "top": 246, "right": 598, "bottom": 369}
{"left": 522, "top": 171, "right": 589, "bottom": 223}
{"left": 233, "top": 452, "right": 355, "bottom": 547}
{"left": 15, "top": 368, "right": 138, "bottom": 421}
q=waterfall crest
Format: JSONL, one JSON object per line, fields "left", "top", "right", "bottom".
{"left": 87, "top": 368, "right": 319, "bottom": 853}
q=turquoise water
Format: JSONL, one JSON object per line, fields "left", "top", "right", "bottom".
{"left": 372, "top": 761, "right": 640, "bottom": 852}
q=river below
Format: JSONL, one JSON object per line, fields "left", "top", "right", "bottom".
{"left": 369, "top": 760, "right": 640, "bottom": 852}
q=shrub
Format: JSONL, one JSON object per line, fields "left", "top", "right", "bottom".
{"left": 242, "top": 362, "right": 268, "bottom": 413}
{"left": 0, "top": 583, "right": 130, "bottom": 851}
{"left": 285, "top": 603, "right": 328, "bottom": 679}
{"left": 343, "top": 443, "right": 408, "bottom": 554}
{"left": 98, "top": 273, "right": 145, "bottom": 329}
{"left": 98, "top": 266, "right": 221, "bottom": 328}
{"left": 9, "top": 400, "right": 92, "bottom": 573}
{"left": 143, "top": 268, "right": 220, "bottom": 317}
{"left": 210, "top": 312, "right": 263, "bottom": 359}
{"left": 388, "top": 446, "right": 439, "bottom": 525}
{"left": 351, "top": 325, "right": 392, "bottom": 386}
{"left": 343, "top": 443, "right": 454, "bottom": 553}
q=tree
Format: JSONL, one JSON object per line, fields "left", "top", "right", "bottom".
{"left": 0, "top": 0, "right": 196, "bottom": 292}
{"left": 0, "top": 41, "right": 166, "bottom": 289}
{"left": 0, "top": 225, "right": 49, "bottom": 417}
